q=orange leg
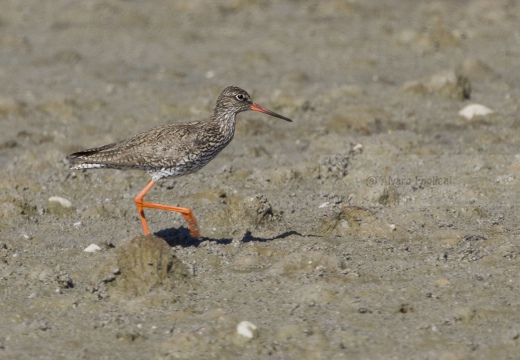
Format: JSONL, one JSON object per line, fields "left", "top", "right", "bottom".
{"left": 134, "top": 180, "right": 200, "bottom": 238}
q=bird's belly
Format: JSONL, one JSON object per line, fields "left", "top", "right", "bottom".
{"left": 149, "top": 148, "right": 223, "bottom": 181}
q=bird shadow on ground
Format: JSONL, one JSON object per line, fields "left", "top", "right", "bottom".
{"left": 154, "top": 228, "right": 305, "bottom": 248}
{"left": 241, "top": 230, "right": 303, "bottom": 243}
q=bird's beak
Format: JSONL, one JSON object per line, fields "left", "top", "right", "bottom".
{"left": 250, "top": 103, "right": 292, "bottom": 122}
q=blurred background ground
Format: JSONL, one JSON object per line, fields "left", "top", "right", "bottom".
{"left": 1, "top": 1, "right": 520, "bottom": 359}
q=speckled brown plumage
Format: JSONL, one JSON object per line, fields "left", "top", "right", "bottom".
{"left": 68, "top": 86, "right": 292, "bottom": 238}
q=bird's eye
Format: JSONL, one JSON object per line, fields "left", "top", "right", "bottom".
{"left": 235, "top": 94, "right": 245, "bottom": 101}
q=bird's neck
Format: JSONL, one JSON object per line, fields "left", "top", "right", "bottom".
{"left": 211, "top": 110, "right": 237, "bottom": 142}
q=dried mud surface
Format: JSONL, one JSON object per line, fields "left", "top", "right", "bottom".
{"left": 1, "top": 1, "right": 520, "bottom": 359}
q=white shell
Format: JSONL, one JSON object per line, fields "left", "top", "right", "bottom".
{"left": 84, "top": 244, "right": 102, "bottom": 253}
{"left": 458, "top": 104, "right": 493, "bottom": 120}
{"left": 236, "top": 321, "right": 257, "bottom": 339}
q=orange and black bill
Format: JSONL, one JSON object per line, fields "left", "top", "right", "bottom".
{"left": 250, "top": 103, "right": 292, "bottom": 122}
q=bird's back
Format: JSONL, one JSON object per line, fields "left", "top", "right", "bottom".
{"left": 68, "top": 120, "right": 233, "bottom": 179}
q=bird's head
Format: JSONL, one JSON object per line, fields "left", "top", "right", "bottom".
{"left": 215, "top": 86, "right": 292, "bottom": 122}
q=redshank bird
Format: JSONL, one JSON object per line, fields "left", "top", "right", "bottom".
{"left": 68, "top": 86, "right": 292, "bottom": 238}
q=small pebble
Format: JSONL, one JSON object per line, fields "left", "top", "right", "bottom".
{"left": 48, "top": 196, "right": 73, "bottom": 208}
{"left": 352, "top": 143, "right": 363, "bottom": 152}
{"left": 237, "top": 321, "right": 257, "bottom": 339}
{"left": 402, "top": 69, "right": 471, "bottom": 100}
{"left": 48, "top": 196, "right": 75, "bottom": 216}
{"left": 84, "top": 244, "right": 102, "bottom": 253}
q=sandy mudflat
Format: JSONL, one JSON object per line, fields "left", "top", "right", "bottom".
{"left": 1, "top": 1, "right": 520, "bottom": 359}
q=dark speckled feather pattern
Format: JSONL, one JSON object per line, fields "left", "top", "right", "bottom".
{"left": 68, "top": 86, "right": 290, "bottom": 182}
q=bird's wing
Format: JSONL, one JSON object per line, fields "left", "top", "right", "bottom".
{"left": 68, "top": 122, "right": 204, "bottom": 169}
